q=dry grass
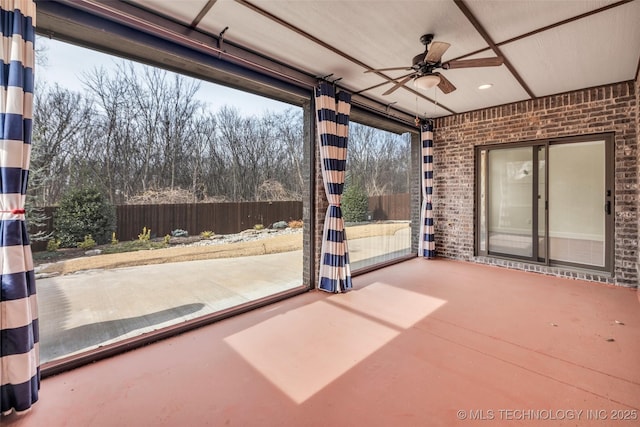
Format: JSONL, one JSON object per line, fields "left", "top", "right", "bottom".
{"left": 346, "top": 222, "right": 407, "bottom": 240}
{"left": 39, "top": 222, "right": 409, "bottom": 276}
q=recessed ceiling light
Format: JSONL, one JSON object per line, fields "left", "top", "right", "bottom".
{"left": 478, "top": 83, "right": 493, "bottom": 90}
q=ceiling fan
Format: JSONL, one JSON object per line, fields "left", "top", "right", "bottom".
{"left": 366, "top": 34, "right": 504, "bottom": 95}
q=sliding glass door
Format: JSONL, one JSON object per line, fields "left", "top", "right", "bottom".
{"left": 476, "top": 134, "right": 613, "bottom": 272}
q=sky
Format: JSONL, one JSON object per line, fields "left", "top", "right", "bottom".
{"left": 36, "top": 37, "right": 294, "bottom": 116}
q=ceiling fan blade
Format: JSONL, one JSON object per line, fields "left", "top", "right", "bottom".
{"left": 365, "top": 66, "right": 412, "bottom": 73}
{"left": 425, "top": 41, "right": 451, "bottom": 63}
{"left": 382, "top": 74, "right": 414, "bottom": 95}
{"left": 434, "top": 72, "right": 456, "bottom": 94}
{"left": 443, "top": 57, "right": 504, "bottom": 69}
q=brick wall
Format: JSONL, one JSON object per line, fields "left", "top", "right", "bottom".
{"left": 433, "top": 81, "right": 638, "bottom": 287}
{"left": 313, "top": 106, "right": 328, "bottom": 288}
{"left": 636, "top": 75, "right": 640, "bottom": 290}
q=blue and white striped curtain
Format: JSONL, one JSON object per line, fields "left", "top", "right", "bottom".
{"left": 315, "top": 81, "right": 352, "bottom": 293}
{"left": 419, "top": 122, "right": 436, "bottom": 258}
{"left": 1, "top": 0, "right": 40, "bottom": 415}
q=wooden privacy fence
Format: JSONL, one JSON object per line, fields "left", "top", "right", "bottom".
{"left": 368, "top": 193, "right": 410, "bottom": 221}
{"left": 115, "top": 201, "right": 303, "bottom": 241}
{"left": 33, "top": 201, "right": 302, "bottom": 250}
{"left": 32, "top": 193, "right": 410, "bottom": 250}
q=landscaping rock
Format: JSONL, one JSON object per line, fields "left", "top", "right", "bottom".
{"left": 272, "top": 221, "right": 288, "bottom": 229}
{"left": 35, "top": 271, "right": 60, "bottom": 280}
{"left": 171, "top": 229, "right": 189, "bottom": 237}
{"left": 85, "top": 249, "right": 103, "bottom": 256}
{"left": 163, "top": 226, "right": 303, "bottom": 248}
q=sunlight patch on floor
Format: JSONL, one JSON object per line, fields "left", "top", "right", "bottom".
{"left": 224, "top": 283, "right": 446, "bottom": 403}
{"left": 328, "top": 282, "right": 446, "bottom": 329}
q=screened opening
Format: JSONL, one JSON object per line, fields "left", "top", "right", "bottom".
{"left": 344, "top": 122, "right": 413, "bottom": 271}
{"left": 32, "top": 38, "right": 307, "bottom": 365}
{"left": 476, "top": 134, "right": 614, "bottom": 273}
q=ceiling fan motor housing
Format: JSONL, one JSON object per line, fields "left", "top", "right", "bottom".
{"left": 420, "top": 33, "right": 434, "bottom": 46}
{"left": 412, "top": 53, "right": 426, "bottom": 66}
{"left": 413, "top": 34, "right": 437, "bottom": 68}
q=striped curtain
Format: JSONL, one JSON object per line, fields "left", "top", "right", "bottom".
{"left": 315, "top": 82, "right": 352, "bottom": 293}
{"left": 419, "top": 122, "right": 436, "bottom": 258}
{"left": 1, "top": 0, "right": 40, "bottom": 415}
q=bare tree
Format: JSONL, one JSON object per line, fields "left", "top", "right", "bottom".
{"left": 33, "top": 59, "right": 313, "bottom": 205}
{"left": 79, "top": 63, "right": 205, "bottom": 202}
{"left": 347, "top": 122, "right": 410, "bottom": 196}
{"left": 31, "top": 83, "right": 96, "bottom": 205}
{"left": 32, "top": 65, "right": 408, "bottom": 208}
{"left": 83, "top": 65, "right": 142, "bottom": 203}
{"left": 271, "top": 109, "right": 304, "bottom": 198}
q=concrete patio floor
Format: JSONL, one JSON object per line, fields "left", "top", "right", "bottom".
{"left": 37, "top": 230, "right": 412, "bottom": 363}
{"left": 6, "top": 258, "right": 639, "bottom": 426}
{"left": 37, "top": 250, "right": 304, "bottom": 363}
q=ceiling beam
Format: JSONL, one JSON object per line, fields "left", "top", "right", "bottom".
{"left": 354, "top": 80, "right": 396, "bottom": 95}
{"left": 499, "top": 0, "right": 634, "bottom": 46}
{"left": 190, "top": 0, "right": 218, "bottom": 29}
{"left": 453, "top": 0, "right": 535, "bottom": 98}
{"left": 449, "top": 0, "right": 634, "bottom": 63}
{"left": 234, "top": 0, "right": 456, "bottom": 115}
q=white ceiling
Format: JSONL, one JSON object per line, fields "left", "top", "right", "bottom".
{"left": 50, "top": 0, "right": 640, "bottom": 119}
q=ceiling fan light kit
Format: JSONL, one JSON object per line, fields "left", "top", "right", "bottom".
{"left": 414, "top": 74, "right": 441, "bottom": 90}
{"left": 366, "top": 34, "right": 504, "bottom": 96}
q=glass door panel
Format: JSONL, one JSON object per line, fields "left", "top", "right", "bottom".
{"left": 479, "top": 150, "right": 487, "bottom": 252}
{"left": 548, "top": 141, "right": 606, "bottom": 266}
{"left": 537, "top": 146, "right": 547, "bottom": 261}
{"left": 488, "top": 147, "right": 533, "bottom": 257}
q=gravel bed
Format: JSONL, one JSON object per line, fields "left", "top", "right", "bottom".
{"left": 179, "top": 227, "right": 302, "bottom": 247}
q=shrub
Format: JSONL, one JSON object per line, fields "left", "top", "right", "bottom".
{"left": 342, "top": 183, "right": 369, "bottom": 222}
{"left": 25, "top": 201, "right": 52, "bottom": 242}
{"left": 54, "top": 188, "right": 116, "bottom": 247}
{"left": 254, "top": 224, "right": 265, "bottom": 230}
{"left": 164, "top": 234, "right": 171, "bottom": 244}
{"left": 77, "top": 234, "right": 96, "bottom": 250}
{"left": 288, "top": 220, "right": 303, "bottom": 229}
{"left": 46, "top": 239, "right": 60, "bottom": 252}
{"left": 111, "top": 232, "right": 118, "bottom": 245}
{"left": 200, "top": 230, "right": 215, "bottom": 238}
{"left": 138, "top": 227, "right": 151, "bottom": 241}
